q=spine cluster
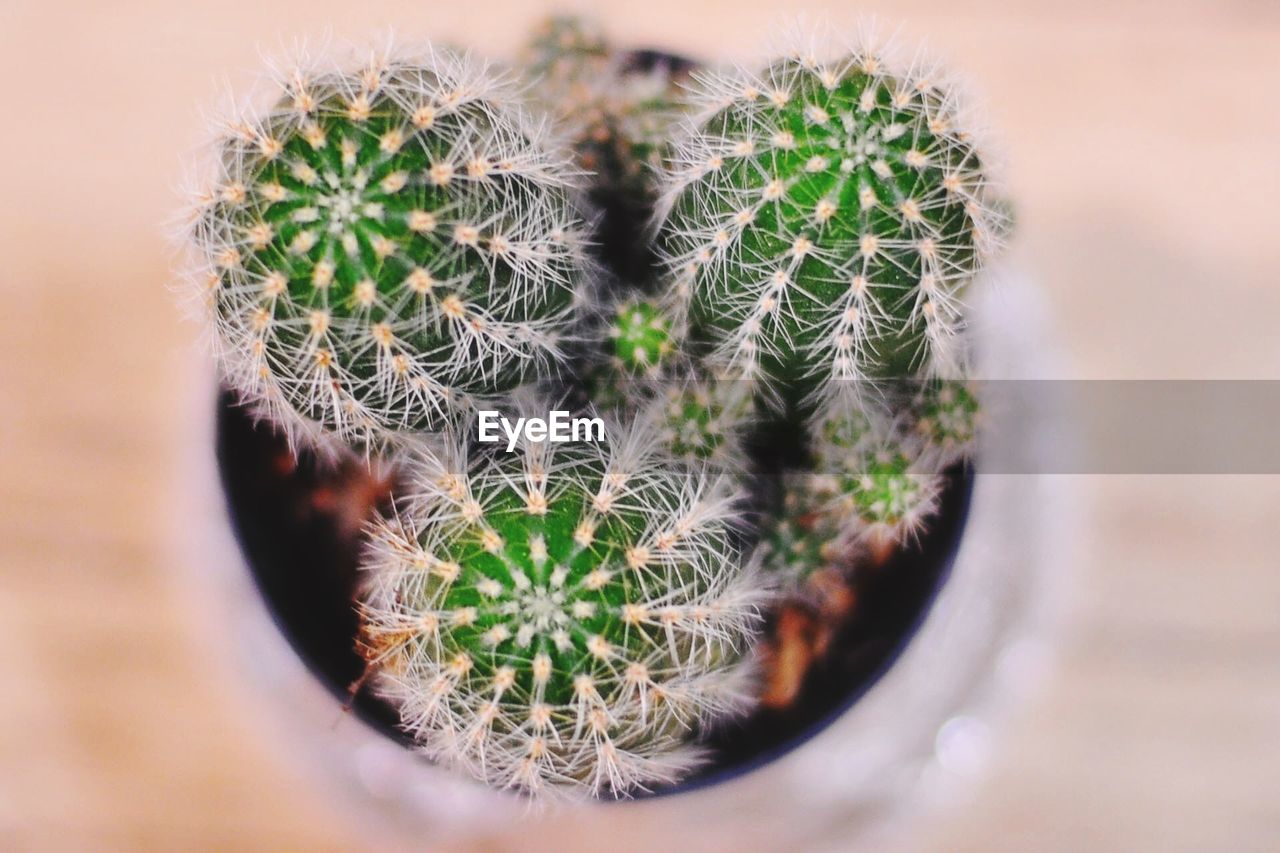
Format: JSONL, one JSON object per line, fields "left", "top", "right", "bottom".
{"left": 912, "top": 378, "right": 981, "bottom": 467}
{"left": 358, "top": 415, "right": 765, "bottom": 797}
{"left": 757, "top": 474, "right": 851, "bottom": 587}
{"left": 186, "top": 45, "right": 593, "bottom": 453}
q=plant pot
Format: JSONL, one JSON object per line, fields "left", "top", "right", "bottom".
{"left": 177, "top": 261, "right": 1072, "bottom": 849}
{"left": 215, "top": 389, "right": 972, "bottom": 787}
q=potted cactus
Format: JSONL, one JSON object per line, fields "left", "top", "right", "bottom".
{"left": 181, "top": 15, "right": 1047, "bottom": 836}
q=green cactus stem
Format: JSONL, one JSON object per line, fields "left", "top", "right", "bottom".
{"left": 358, "top": 415, "right": 766, "bottom": 797}
{"left": 658, "top": 40, "right": 1004, "bottom": 416}
{"left": 186, "top": 45, "right": 593, "bottom": 453}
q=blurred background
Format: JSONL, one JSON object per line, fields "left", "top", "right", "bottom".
{"left": 1, "top": 0, "right": 1278, "bottom": 849}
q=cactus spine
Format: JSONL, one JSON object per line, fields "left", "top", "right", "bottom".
{"left": 186, "top": 45, "right": 593, "bottom": 451}
{"left": 658, "top": 41, "right": 1003, "bottom": 415}
{"left": 358, "top": 415, "right": 765, "bottom": 797}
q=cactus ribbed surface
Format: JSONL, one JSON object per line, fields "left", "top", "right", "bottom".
{"left": 659, "top": 45, "right": 1003, "bottom": 415}
{"left": 358, "top": 419, "right": 765, "bottom": 797}
{"left": 188, "top": 47, "right": 592, "bottom": 451}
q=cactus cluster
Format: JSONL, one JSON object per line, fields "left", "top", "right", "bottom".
{"left": 187, "top": 46, "right": 592, "bottom": 452}
{"left": 658, "top": 45, "right": 1005, "bottom": 415}
{"left": 358, "top": 415, "right": 764, "bottom": 796}
{"left": 182, "top": 18, "right": 1006, "bottom": 802}
{"left": 586, "top": 297, "right": 754, "bottom": 471}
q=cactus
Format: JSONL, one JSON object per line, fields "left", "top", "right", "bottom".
{"left": 521, "top": 15, "right": 690, "bottom": 214}
{"left": 177, "top": 20, "right": 1009, "bottom": 804}
{"left": 808, "top": 403, "right": 943, "bottom": 549}
{"left": 578, "top": 295, "right": 676, "bottom": 417}
{"left": 657, "top": 39, "right": 1004, "bottom": 416}
{"left": 582, "top": 296, "right": 754, "bottom": 472}
{"left": 758, "top": 378, "right": 971, "bottom": 588}
{"left": 357, "top": 414, "right": 766, "bottom": 797}
{"left": 911, "top": 378, "right": 980, "bottom": 466}
{"left": 607, "top": 297, "right": 675, "bottom": 378}
{"left": 185, "top": 45, "right": 593, "bottom": 452}
{"left": 646, "top": 380, "right": 753, "bottom": 472}
{"left": 757, "top": 475, "right": 850, "bottom": 590}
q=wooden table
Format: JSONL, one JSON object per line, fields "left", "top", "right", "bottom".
{"left": 2, "top": 1, "right": 1277, "bottom": 849}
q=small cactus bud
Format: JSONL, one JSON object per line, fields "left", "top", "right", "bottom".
{"left": 808, "top": 400, "right": 943, "bottom": 548}
{"left": 583, "top": 297, "right": 754, "bottom": 471}
{"left": 647, "top": 380, "right": 754, "bottom": 472}
{"left": 522, "top": 15, "right": 692, "bottom": 211}
{"left": 912, "top": 378, "right": 981, "bottom": 466}
{"left": 607, "top": 298, "right": 674, "bottom": 377}
{"left": 758, "top": 475, "right": 851, "bottom": 593}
